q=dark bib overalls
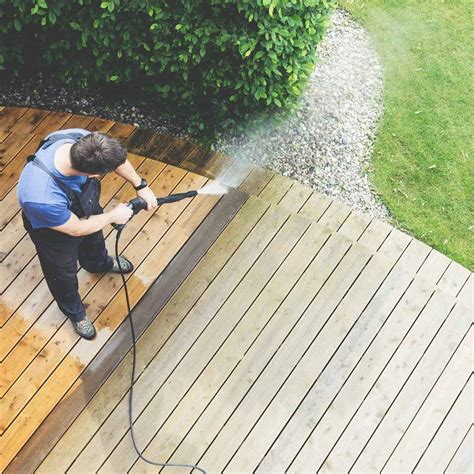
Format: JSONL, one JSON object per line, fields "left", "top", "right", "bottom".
{"left": 21, "top": 133, "right": 113, "bottom": 322}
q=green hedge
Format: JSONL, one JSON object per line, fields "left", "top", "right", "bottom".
{"left": 0, "top": 0, "right": 333, "bottom": 131}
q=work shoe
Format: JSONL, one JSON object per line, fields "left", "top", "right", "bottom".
{"left": 72, "top": 317, "right": 97, "bottom": 340}
{"left": 109, "top": 256, "right": 134, "bottom": 274}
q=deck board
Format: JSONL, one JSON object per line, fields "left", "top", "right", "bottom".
{"left": 0, "top": 130, "right": 10, "bottom": 142}
{"left": 415, "top": 376, "right": 472, "bottom": 472}
{"left": 1, "top": 107, "right": 472, "bottom": 473}
{"left": 0, "top": 134, "right": 43, "bottom": 199}
{"left": 29, "top": 111, "right": 72, "bottom": 136}
{"left": 258, "top": 174, "right": 294, "bottom": 205}
{"left": 0, "top": 187, "right": 22, "bottom": 230}
{"left": 0, "top": 107, "right": 28, "bottom": 130}
{"left": 0, "top": 132, "right": 35, "bottom": 170}
{"left": 445, "top": 426, "right": 473, "bottom": 473}
{"left": 277, "top": 181, "right": 313, "bottom": 213}
{"left": 60, "top": 114, "right": 95, "bottom": 130}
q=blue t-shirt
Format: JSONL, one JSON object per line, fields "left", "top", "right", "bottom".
{"left": 17, "top": 129, "right": 90, "bottom": 229}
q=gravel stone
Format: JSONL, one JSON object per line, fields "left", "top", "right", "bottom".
{"left": 0, "top": 9, "right": 389, "bottom": 220}
{"left": 215, "top": 9, "right": 390, "bottom": 220}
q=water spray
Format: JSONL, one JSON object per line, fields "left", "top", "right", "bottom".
{"left": 113, "top": 181, "right": 228, "bottom": 474}
{"left": 112, "top": 182, "right": 229, "bottom": 230}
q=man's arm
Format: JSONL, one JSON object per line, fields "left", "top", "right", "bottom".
{"left": 114, "top": 159, "right": 158, "bottom": 210}
{"left": 51, "top": 204, "right": 133, "bottom": 237}
{"left": 114, "top": 159, "right": 142, "bottom": 187}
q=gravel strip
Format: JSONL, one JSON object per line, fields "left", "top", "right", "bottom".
{"left": 0, "top": 9, "right": 389, "bottom": 220}
{"left": 0, "top": 80, "right": 189, "bottom": 139}
{"left": 215, "top": 9, "right": 390, "bottom": 220}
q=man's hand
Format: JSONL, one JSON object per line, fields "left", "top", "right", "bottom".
{"left": 137, "top": 186, "right": 158, "bottom": 211}
{"left": 51, "top": 203, "right": 134, "bottom": 237}
{"left": 110, "top": 203, "right": 134, "bottom": 224}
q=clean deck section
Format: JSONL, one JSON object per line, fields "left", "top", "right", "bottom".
{"left": 0, "top": 107, "right": 472, "bottom": 473}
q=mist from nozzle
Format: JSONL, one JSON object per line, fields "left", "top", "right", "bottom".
{"left": 197, "top": 181, "right": 229, "bottom": 196}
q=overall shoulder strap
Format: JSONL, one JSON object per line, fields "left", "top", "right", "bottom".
{"left": 26, "top": 131, "right": 85, "bottom": 163}
{"left": 26, "top": 131, "right": 86, "bottom": 202}
{"left": 38, "top": 132, "right": 85, "bottom": 150}
{"left": 30, "top": 158, "right": 78, "bottom": 202}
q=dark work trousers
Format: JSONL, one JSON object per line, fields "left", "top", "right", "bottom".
{"left": 22, "top": 212, "right": 114, "bottom": 322}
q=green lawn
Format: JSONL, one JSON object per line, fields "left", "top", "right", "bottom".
{"left": 339, "top": 0, "right": 473, "bottom": 270}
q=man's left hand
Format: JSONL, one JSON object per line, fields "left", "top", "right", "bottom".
{"left": 137, "top": 187, "right": 158, "bottom": 210}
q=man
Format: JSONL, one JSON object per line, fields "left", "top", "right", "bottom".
{"left": 17, "top": 128, "right": 157, "bottom": 340}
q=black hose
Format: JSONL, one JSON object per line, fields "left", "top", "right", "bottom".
{"left": 114, "top": 227, "right": 207, "bottom": 473}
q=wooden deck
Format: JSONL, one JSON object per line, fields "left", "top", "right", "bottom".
{"left": 0, "top": 107, "right": 472, "bottom": 473}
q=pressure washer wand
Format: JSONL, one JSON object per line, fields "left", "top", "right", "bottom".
{"left": 112, "top": 190, "right": 199, "bottom": 230}
{"left": 157, "top": 190, "right": 198, "bottom": 205}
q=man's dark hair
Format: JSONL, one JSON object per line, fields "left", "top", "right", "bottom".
{"left": 70, "top": 132, "right": 127, "bottom": 174}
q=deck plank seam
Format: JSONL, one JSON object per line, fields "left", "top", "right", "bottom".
{"left": 412, "top": 374, "right": 472, "bottom": 472}
{"left": 274, "top": 180, "right": 296, "bottom": 204}
{"left": 10, "top": 109, "right": 50, "bottom": 136}
{"left": 444, "top": 424, "right": 473, "bottom": 472}
{"left": 0, "top": 239, "right": 36, "bottom": 293}
{"left": 454, "top": 269, "right": 472, "bottom": 298}
{"left": 0, "top": 133, "right": 37, "bottom": 171}
{"left": 0, "top": 107, "right": 29, "bottom": 130}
